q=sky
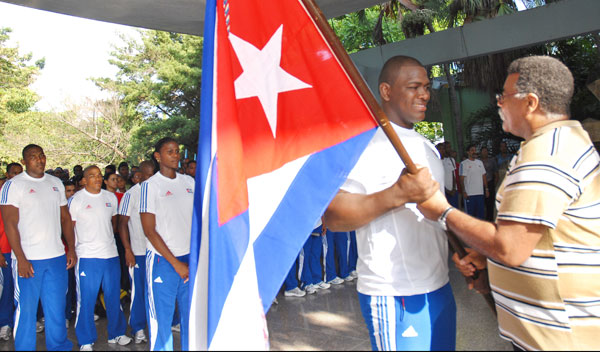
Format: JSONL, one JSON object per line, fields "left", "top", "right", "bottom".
{"left": 0, "top": 2, "right": 140, "bottom": 111}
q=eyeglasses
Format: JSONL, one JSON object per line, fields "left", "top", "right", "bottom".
{"left": 495, "top": 92, "right": 521, "bottom": 104}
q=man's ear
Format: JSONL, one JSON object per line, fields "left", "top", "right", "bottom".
{"left": 526, "top": 92, "right": 540, "bottom": 114}
{"left": 379, "top": 82, "right": 391, "bottom": 102}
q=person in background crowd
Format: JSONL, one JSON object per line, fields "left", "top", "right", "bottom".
{"left": 479, "top": 147, "right": 498, "bottom": 221}
{"left": 104, "top": 165, "right": 116, "bottom": 176}
{"left": 0, "top": 144, "right": 75, "bottom": 351}
{"left": 140, "top": 137, "right": 195, "bottom": 351}
{"left": 442, "top": 142, "right": 459, "bottom": 208}
{"left": 0, "top": 162, "right": 23, "bottom": 341}
{"left": 185, "top": 160, "right": 196, "bottom": 178}
{"left": 325, "top": 56, "right": 455, "bottom": 351}
{"left": 300, "top": 224, "right": 330, "bottom": 295}
{"left": 460, "top": 145, "right": 488, "bottom": 220}
{"left": 118, "top": 160, "right": 155, "bottom": 344}
{"left": 116, "top": 174, "right": 127, "bottom": 193}
{"left": 69, "top": 165, "right": 132, "bottom": 350}
{"left": 495, "top": 141, "right": 514, "bottom": 191}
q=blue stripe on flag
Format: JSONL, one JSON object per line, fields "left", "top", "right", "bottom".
{"left": 253, "top": 128, "right": 376, "bottom": 312}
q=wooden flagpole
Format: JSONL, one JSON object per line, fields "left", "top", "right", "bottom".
{"left": 301, "top": 0, "right": 496, "bottom": 315}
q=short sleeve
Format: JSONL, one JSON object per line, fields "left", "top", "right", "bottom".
{"left": 118, "top": 192, "right": 132, "bottom": 216}
{"left": 57, "top": 181, "right": 67, "bottom": 206}
{"left": 0, "top": 180, "right": 20, "bottom": 208}
{"left": 110, "top": 193, "right": 118, "bottom": 217}
{"left": 139, "top": 181, "right": 157, "bottom": 214}
{"left": 459, "top": 162, "right": 464, "bottom": 177}
{"left": 68, "top": 196, "right": 79, "bottom": 222}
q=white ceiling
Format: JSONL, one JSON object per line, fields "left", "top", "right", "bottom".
{"left": 0, "top": 0, "right": 386, "bottom": 35}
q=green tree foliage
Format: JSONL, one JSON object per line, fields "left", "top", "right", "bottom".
{"left": 94, "top": 30, "right": 203, "bottom": 159}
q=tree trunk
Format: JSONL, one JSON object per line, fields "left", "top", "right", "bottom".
{"left": 444, "top": 63, "right": 465, "bottom": 160}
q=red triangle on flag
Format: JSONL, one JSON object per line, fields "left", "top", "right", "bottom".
{"left": 215, "top": 0, "right": 376, "bottom": 225}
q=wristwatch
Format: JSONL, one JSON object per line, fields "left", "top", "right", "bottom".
{"left": 438, "top": 206, "right": 455, "bottom": 231}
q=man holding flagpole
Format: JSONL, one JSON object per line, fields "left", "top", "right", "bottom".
{"left": 325, "top": 56, "right": 456, "bottom": 351}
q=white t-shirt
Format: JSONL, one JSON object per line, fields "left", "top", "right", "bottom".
{"left": 0, "top": 172, "right": 66, "bottom": 260}
{"left": 459, "top": 158, "right": 486, "bottom": 196}
{"left": 341, "top": 124, "right": 449, "bottom": 297}
{"left": 68, "top": 189, "right": 118, "bottom": 259}
{"left": 118, "top": 184, "right": 146, "bottom": 256}
{"left": 139, "top": 172, "right": 194, "bottom": 257}
{"left": 442, "top": 157, "right": 456, "bottom": 192}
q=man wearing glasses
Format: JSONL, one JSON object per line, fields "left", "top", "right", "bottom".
{"left": 417, "top": 56, "right": 600, "bottom": 350}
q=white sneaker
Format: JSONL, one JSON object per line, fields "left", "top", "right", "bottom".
{"left": 315, "top": 281, "right": 331, "bottom": 290}
{"left": 284, "top": 287, "right": 306, "bottom": 297}
{"left": 272, "top": 297, "right": 278, "bottom": 305}
{"left": 343, "top": 275, "right": 354, "bottom": 282}
{"left": 80, "top": 343, "right": 93, "bottom": 351}
{"left": 134, "top": 329, "right": 147, "bottom": 344}
{"left": 305, "top": 284, "right": 317, "bottom": 294}
{"left": 93, "top": 314, "right": 99, "bottom": 322}
{"left": 350, "top": 270, "right": 358, "bottom": 278}
{"left": 327, "top": 277, "right": 344, "bottom": 285}
{"left": 36, "top": 321, "right": 44, "bottom": 333}
{"left": 108, "top": 335, "right": 132, "bottom": 346}
{"left": 171, "top": 324, "right": 180, "bottom": 332}
{"left": 0, "top": 325, "right": 11, "bottom": 340}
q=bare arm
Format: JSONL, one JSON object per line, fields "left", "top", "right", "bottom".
{"left": 61, "top": 205, "right": 77, "bottom": 269}
{"left": 418, "top": 191, "right": 544, "bottom": 267}
{"left": 141, "top": 212, "right": 188, "bottom": 282}
{"left": 483, "top": 173, "right": 489, "bottom": 197}
{"left": 460, "top": 175, "right": 467, "bottom": 198}
{"left": 118, "top": 215, "right": 136, "bottom": 267}
{"left": 324, "top": 167, "right": 438, "bottom": 232}
{"left": 0, "top": 204, "right": 34, "bottom": 277}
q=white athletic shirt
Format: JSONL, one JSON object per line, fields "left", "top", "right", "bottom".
{"left": 139, "top": 172, "right": 194, "bottom": 257}
{"left": 68, "top": 189, "right": 118, "bottom": 259}
{"left": 341, "top": 124, "right": 449, "bottom": 296}
{"left": 118, "top": 184, "right": 146, "bottom": 256}
{"left": 459, "top": 158, "right": 486, "bottom": 196}
{"left": 0, "top": 172, "right": 66, "bottom": 260}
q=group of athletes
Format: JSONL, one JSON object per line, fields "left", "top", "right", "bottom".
{"left": 0, "top": 137, "right": 194, "bottom": 351}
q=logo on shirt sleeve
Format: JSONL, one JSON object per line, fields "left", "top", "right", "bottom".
{"left": 186, "top": 188, "right": 193, "bottom": 194}
{"left": 29, "top": 188, "right": 36, "bottom": 194}
{"left": 86, "top": 205, "right": 92, "bottom": 209}
{"left": 165, "top": 191, "right": 173, "bottom": 197}
{"left": 106, "top": 203, "right": 112, "bottom": 207}
{"left": 52, "top": 187, "right": 59, "bottom": 192}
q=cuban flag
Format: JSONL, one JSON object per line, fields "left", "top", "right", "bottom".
{"left": 189, "top": 0, "right": 378, "bottom": 349}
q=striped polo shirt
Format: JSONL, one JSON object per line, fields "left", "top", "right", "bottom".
{"left": 490, "top": 120, "right": 600, "bottom": 350}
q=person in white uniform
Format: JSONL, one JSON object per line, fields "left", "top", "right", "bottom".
{"left": 140, "top": 137, "right": 194, "bottom": 351}
{"left": 118, "top": 160, "right": 155, "bottom": 344}
{"left": 325, "top": 56, "right": 456, "bottom": 351}
{"left": 69, "top": 165, "right": 132, "bottom": 351}
{"left": 0, "top": 144, "right": 76, "bottom": 351}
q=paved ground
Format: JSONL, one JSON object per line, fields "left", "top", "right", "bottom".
{"left": 0, "top": 257, "right": 510, "bottom": 350}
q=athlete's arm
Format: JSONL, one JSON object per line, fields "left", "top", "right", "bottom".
{"left": 0, "top": 204, "right": 34, "bottom": 277}
{"left": 325, "top": 167, "right": 437, "bottom": 232}
{"left": 140, "top": 212, "right": 188, "bottom": 282}
{"left": 460, "top": 175, "right": 467, "bottom": 199}
{"left": 61, "top": 205, "right": 77, "bottom": 269}
{"left": 118, "top": 215, "right": 136, "bottom": 267}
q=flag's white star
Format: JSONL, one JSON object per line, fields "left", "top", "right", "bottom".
{"left": 229, "top": 25, "right": 312, "bottom": 138}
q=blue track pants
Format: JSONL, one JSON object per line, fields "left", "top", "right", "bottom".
{"left": 13, "top": 255, "right": 72, "bottom": 351}
{"left": 145, "top": 251, "right": 189, "bottom": 351}
{"left": 129, "top": 255, "right": 147, "bottom": 333}
{"left": 324, "top": 231, "right": 349, "bottom": 281}
{"left": 0, "top": 253, "right": 14, "bottom": 329}
{"left": 358, "top": 282, "right": 456, "bottom": 351}
{"left": 75, "top": 257, "right": 127, "bottom": 345}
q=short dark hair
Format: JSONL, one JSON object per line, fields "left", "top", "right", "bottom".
{"left": 152, "top": 137, "right": 178, "bottom": 171}
{"left": 22, "top": 144, "right": 42, "bottom": 159}
{"left": 118, "top": 161, "right": 129, "bottom": 169}
{"left": 63, "top": 180, "right": 75, "bottom": 187}
{"left": 507, "top": 56, "right": 574, "bottom": 117}
{"left": 466, "top": 144, "right": 476, "bottom": 152}
{"left": 105, "top": 164, "right": 116, "bottom": 173}
{"left": 378, "top": 56, "right": 424, "bottom": 87}
{"left": 83, "top": 165, "right": 100, "bottom": 177}
{"left": 7, "top": 162, "right": 21, "bottom": 173}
